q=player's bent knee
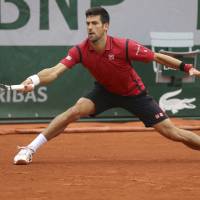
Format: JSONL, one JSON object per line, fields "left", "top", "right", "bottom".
{"left": 70, "top": 106, "right": 82, "bottom": 119}
{"left": 75, "top": 97, "right": 95, "bottom": 116}
{"left": 76, "top": 97, "right": 89, "bottom": 104}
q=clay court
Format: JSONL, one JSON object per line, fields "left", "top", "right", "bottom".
{"left": 0, "top": 118, "right": 200, "bottom": 200}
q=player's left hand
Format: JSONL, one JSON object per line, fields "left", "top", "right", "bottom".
{"left": 189, "top": 68, "right": 200, "bottom": 77}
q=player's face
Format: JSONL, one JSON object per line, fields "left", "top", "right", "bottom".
{"left": 86, "top": 15, "right": 108, "bottom": 43}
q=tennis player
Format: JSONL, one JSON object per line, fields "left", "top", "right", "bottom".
{"left": 14, "top": 7, "right": 200, "bottom": 165}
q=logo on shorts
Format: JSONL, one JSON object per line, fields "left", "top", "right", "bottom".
{"left": 155, "top": 112, "right": 164, "bottom": 119}
{"left": 108, "top": 54, "right": 115, "bottom": 61}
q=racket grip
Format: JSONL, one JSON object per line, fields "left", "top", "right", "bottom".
{"left": 10, "top": 84, "right": 34, "bottom": 91}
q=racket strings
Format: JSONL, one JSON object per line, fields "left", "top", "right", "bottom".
{"left": 0, "top": 84, "right": 9, "bottom": 93}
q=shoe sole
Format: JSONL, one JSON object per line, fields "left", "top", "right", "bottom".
{"left": 14, "top": 160, "right": 31, "bottom": 165}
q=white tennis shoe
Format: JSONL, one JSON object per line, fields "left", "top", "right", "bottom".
{"left": 13, "top": 146, "right": 35, "bottom": 165}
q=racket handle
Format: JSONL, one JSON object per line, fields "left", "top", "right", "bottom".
{"left": 10, "top": 84, "right": 34, "bottom": 91}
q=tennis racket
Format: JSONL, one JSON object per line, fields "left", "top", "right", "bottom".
{"left": 0, "top": 84, "right": 34, "bottom": 93}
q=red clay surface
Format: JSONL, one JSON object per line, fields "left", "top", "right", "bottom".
{"left": 0, "top": 119, "right": 200, "bottom": 200}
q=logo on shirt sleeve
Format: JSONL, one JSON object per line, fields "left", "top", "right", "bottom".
{"left": 65, "top": 55, "right": 72, "bottom": 61}
{"left": 136, "top": 45, "right": 148, "bottom": 55}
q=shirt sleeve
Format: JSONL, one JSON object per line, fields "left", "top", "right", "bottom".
{"left": 60, "top": 46, "right": 80, "bottom": 69}
{"left": 128, "top": 39, "right": 154, "bottom": 63}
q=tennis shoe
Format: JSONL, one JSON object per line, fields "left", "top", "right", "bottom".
{"left": 13, "top": 146, "right": 35, "bottom": 165}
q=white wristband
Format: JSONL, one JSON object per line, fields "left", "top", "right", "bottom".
{"left": 28, "top": 74, "right": 40, "bottom": 86}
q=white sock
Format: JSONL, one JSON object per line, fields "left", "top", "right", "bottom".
{"left": 27, "top": 133, "right": 47, "bottom": 152}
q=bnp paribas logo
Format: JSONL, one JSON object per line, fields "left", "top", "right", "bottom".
{"left": 0, "top": 0, "right": 124, "bottom": 45}
{"left": 198, "top": 0, "right": 200, "bottom": 29}
{"left": 0, "top": 0, "right": 124, "bottom": 30}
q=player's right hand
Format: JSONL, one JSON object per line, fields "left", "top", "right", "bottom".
{"left": 20, "top": 79, "right": 35, "bottom": 93}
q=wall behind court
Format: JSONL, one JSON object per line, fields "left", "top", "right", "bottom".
{"left": 0, "top": 0, "right": 200, "bottom": 121}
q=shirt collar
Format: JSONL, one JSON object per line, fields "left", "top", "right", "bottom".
{"left": 88, "top": 35, "right": 112, "bottom": 51}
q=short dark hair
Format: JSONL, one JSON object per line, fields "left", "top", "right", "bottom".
{"left": 85, "top": 7, "right": 110, "bottom": 24}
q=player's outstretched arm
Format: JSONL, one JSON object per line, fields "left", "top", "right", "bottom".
{"left": 154, "top": 52, "right": 200, "bottom": 77}
{"left": 21, "top": 63, "right": 68, "bottom": 92}
{"left": 154, "top": 52, "right": 182, "bottom": 69}
{"left": 37, "top": 63, "right": 67, "bottom": 85}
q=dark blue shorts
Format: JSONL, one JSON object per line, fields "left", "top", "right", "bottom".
{"left": 84, "top": 82, "right": 168, "bottom": 127}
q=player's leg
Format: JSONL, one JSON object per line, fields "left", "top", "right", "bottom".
{"left": 42, "top": 97, "right": 95, "bottom": 141}
{"left": 13, "top": 82, "right": 115, "bottom": 165}
{"left": 153, "top": 118, "right": 200, "bottom": 150}
{"left": 13, "top": 97, "right": 95, "bottom": 165}
{"left": 120, "top": 93, "right": 200, "bottom": 150}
